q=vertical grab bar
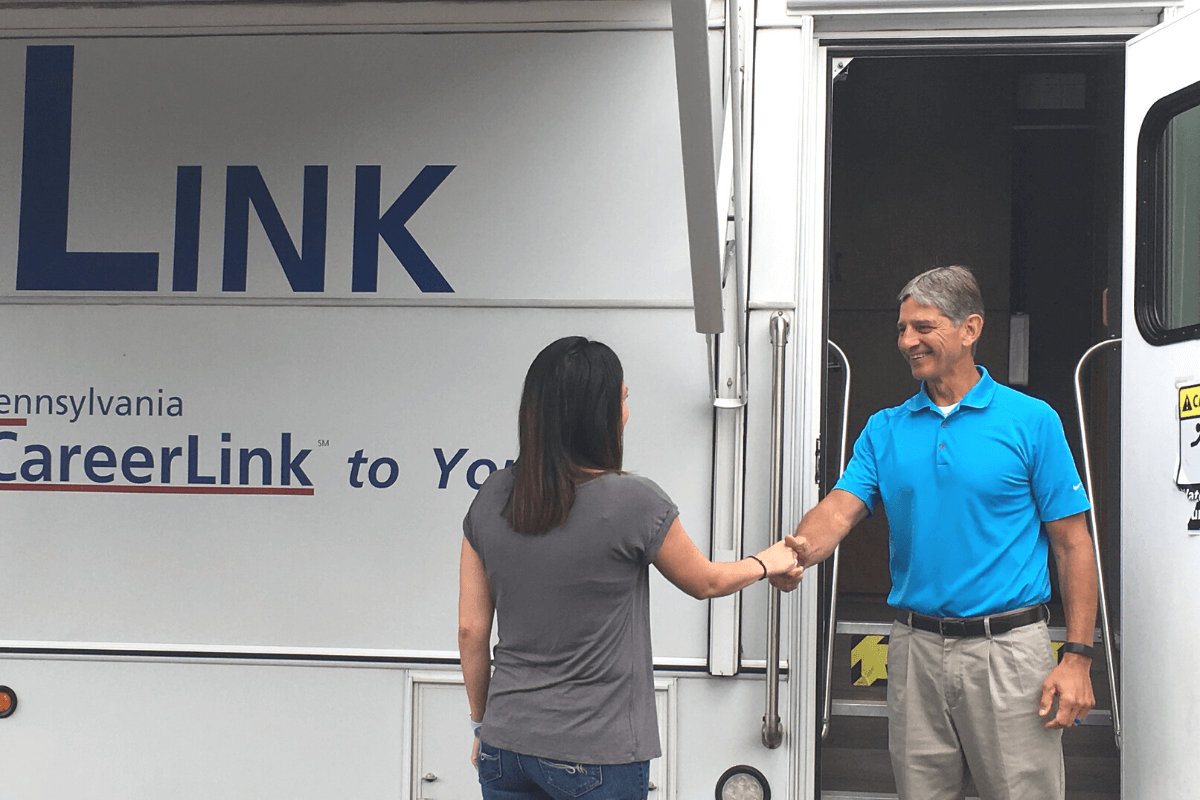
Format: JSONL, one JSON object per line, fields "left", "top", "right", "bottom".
{"left": 1073, "top": 337, "right": 1121, "bottom": 750}
{"left": 820, "top": 341, "right": 852, "bottom": 741}
{"left": 762, "top": 312, "right": 789, "bottom": 748}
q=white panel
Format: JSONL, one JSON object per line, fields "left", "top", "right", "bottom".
{"left": 780, "top": 25, "right": 826, "bottom": 800}
{"left": 1122, "top": 7, "right": 1200, "bottom": 797}
{"left": 0, "top": 305, "right": 713, "bottom": 660}
{"left": 0, "top": 657, "right": 406, "bottom": 800}
{"left": 0, "top": 33, "right": 691, "bottom": 302}
{"left": 787, "top": 0, "right": 1174, "bottom": 12}
{"left": 410, "top": 674, "right": 676, "bottom": 799}
{"left": 650, "top": 679, "right": 677, "bottom": 799}
{"left": 0, "top": 1, "right": 678, "bottom": 34}
{"left": 672, "top": 674, "right": 793, "bottom": 800}
{"left": 749, "top": 28, "right": 809, "bottom": 306}
{"left": 410, "top": 676, "right": 480, "bottom": 800}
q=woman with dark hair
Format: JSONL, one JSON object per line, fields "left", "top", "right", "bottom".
{"left": 458, "top": 336, "right": 803, "bottom": 800}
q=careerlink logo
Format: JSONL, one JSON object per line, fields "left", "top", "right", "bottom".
{"left": 0, "top": 429, "right": 314, "bottom": 495}
{"left": 16, "top": 45, "right": 455, "bottom": 294}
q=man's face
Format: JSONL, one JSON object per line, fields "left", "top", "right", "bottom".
{"left": 896, "top": 298, "right": 974, "bottom": 383}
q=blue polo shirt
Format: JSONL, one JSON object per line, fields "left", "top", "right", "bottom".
{"left": 834, "top": 367, "right": 1090, "bottom": 617}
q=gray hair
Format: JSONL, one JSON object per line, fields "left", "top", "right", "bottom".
{"left": 897, "top": 265, "right": 984, "bottom": 325}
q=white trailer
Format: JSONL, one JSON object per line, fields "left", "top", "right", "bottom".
{"left": 0, "top": 1, "right": 1196, "bottom": 798}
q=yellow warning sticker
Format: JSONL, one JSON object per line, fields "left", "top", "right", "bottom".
{"left": 851, "top": 635, "right": 889, "bottom": 687}
{"left": 1180, "top": 384, "right": 1200, "bottom": 420}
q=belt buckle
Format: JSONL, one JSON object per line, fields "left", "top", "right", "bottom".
{"left": 939, "top": 618, "right": 968, "bottom": 638}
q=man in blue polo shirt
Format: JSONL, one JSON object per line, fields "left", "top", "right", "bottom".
{"left": 788, "top": 266, "right": 1097, "bottom": 800}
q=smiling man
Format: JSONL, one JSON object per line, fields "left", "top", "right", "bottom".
{"left": 789, "top": 266, "right": 1098, "bottom": 800}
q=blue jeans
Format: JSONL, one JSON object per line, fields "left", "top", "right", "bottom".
{"left": 477, "top": 740, "right": 649, "bottom": 800}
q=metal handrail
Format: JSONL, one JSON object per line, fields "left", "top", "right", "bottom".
{"left": 1072, "top": 337, "right": 1121, "bottom": 750}
{"left": 820, "top": 341, "right": 852, "bottom": 741}
{"left": 762, "top": 311, "right": 789, "bottom": 749}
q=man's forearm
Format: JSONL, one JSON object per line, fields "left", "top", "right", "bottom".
{"left": 790, "top": 489, "right": 868, "bottom": 567}
{"left": 1059, "top": 538, "right": 1099, "bottom": 647}
{"left": 1049, "top": 515, "right": 1099, "bottom": 647}
{"left": 793, "top": 509, "right": 841, "bottom": 566}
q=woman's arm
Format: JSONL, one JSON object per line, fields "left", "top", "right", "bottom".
{"left": 653, "top": 518, "right": 804, "bottom": 599}
{"left": 458, "top": 536, "right": 494, "bottom": 764}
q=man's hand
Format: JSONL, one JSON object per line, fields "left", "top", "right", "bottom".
{"left": 765, "top": 535, "right": 809, "bottom": 591}
{"left": 768, "top": 566, "right": 803, "bottom": 592}
{"left": 785, "top": 534, "right": 814, "bottom": 567}
{"left": 1039, "top": 653, "right": 1095, "bottom": 729}
{"left": 471, "top": 736, "right": 480, "bottom": 770}
{"left": 767, "top": 535, "right": 811, "bottom": 592}
{"left": 760, "top": 539, "right": 804, "bottom": 591}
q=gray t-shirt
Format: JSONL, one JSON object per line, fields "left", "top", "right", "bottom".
{"left": 462, "top": 467, "right": 679, "bottom": 764}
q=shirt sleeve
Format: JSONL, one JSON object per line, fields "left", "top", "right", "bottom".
{"left": 462, "top": 509, "right": 476, "bottom": 544}
{"left": 1030, "top": 406, "right": 1091, "bottom": 522}
{"left": 621, "top": 476, "right": 680, "bottom": 567}
{"left": 833, "top": 413, "right": 883, "bottom": 517}
{"left": 462, "top": 493, "right": 483, "bottom": 559}
{"left": 643, "top": 500, "right": 680, "bottom": 567}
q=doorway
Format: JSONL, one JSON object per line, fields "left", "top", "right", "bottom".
{"left": 817, "top": 50, "right": 1124, "bottom": 798}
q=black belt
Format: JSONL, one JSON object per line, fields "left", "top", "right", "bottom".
{"left": 894, "top": 604, "right": 1047, "bottom": 638}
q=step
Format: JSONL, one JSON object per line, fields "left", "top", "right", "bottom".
{"left": 822, "top": 793, "right": 978, "bottom": 800}
{"left": 822, "top": 794, "right": 1123, "bottom": 800}
{"left": 822, "top": 602, "right": 1120, "bottom": 800}
{"left": 829, "top": 617, "right": 1119, "bottom": 721}
{"left": 821, "top": 793, "right": 1123, "bottom": 800}
{"left": 820, "top": 709, "right": 1120, "bottom": 798}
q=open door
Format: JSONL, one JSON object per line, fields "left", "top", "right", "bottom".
{"left": 1122, "top": 7, "right": 1200, "bottom": 796}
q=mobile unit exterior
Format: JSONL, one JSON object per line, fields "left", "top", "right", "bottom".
{"left": 0, "top": 4, "right": 800, "bottom": 798}
{"left": 0, "top": 1, "right": 1197, "bottom": 799}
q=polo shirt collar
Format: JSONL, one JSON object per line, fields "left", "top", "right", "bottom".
{"left": 903, "top": 365, "right": 997, "bottom": 413}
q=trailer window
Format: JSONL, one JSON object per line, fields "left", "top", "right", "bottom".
{"left": 1137, "top": 82, "right": 1200, "bottom": 344}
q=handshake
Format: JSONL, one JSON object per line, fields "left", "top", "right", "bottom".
{"left": 756, "top": 534, "right": 813, "bottom": 593}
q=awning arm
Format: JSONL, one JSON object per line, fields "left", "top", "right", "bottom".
{"left": 671, "top": 0, "right": 724, "bottom": 334}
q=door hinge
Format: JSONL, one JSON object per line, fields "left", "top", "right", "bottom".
{"left": 814, "top": 435, "right": 823, "bottom": 485}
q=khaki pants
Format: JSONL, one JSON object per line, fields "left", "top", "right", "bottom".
{"left": 887, "top": 619, "right": 1065, "bottom": 800}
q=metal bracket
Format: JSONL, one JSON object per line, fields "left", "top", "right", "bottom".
{"left": 707, "top": 0, "right": 749, "bottom": 410}
{"left": 832, "top": 56, "right": 854, "bottom": 83}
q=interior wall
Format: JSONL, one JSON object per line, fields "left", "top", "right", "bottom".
{"left": 824, "top": 53, "right": 1124, "bottom": 600}
{"left": 826, "top": 56, "right": 1016, "bottom": 596}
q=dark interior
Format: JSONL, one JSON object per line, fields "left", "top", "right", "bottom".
{"left": 823, "top": 51, "right": 1123, "bottom": 607}
{"left": 817, "top": 50, "right": 1124, "bottom": 798}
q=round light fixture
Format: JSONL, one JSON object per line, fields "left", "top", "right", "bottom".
{"left": 715, "top": 765, "right": 770, "bottom": 800}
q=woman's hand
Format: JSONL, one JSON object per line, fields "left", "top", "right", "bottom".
{"left": 756, "top": 540, "right": 804, "bottom": 591}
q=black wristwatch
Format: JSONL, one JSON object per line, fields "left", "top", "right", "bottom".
{"left": 1059, "top": 641, "right": 1096, "bottom": 661}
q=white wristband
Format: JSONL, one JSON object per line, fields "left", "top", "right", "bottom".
{"left": 470, "top": 717, "right": 482, "bottom": 737}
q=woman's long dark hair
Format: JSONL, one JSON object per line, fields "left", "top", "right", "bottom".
{"left": 506, "top": 336, "right": 624, "bottom": 535}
